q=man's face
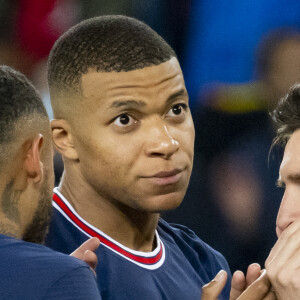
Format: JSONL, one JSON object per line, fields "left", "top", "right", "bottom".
{"left": 277, "top": 129, "right": 300, "bottom": 237}
{"left": 70, "top": 58, "right": 195, "bottom": 213}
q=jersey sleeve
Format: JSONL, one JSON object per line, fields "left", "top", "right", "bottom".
{"left": 44, "top": 266, "right": 102, "bottom": 299}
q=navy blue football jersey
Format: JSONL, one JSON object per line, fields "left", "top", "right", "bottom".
{"left": 0, "top": 234, "right": 101, "bottom": 299}
{"left": 46, "top": 188, "right": 231, "bottom": 299}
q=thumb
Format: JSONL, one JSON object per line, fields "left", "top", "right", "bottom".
{"left": 202, "top": 270, "right": 228, "bottom": 300}
{"left": 83, "top": 250, "right": 98, "bottom": 271}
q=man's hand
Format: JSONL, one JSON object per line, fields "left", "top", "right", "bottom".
{"left": 235, "top": 270, "right": 276, "bottom": 300}
{"left": 202, "top": 270, "right": 228, "bottom": 300}
{"left": 201, "top": 264, "right": 261, "bottom": 300}
{"left": 70, "top": 237, "right": 100, "bottom": 272}
{"left": 202, "top": 268, "right": 276, "bottom": 300}
{"left": 265, "top": 219, "right": 300, "bottom": 300}
{"left": 230, "top": 263, "right": 262, "bottom": 299}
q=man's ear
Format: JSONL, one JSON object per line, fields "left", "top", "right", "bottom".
{"left": 24, "top": 134, "right": 44, "bottom": 184}
{"left": 51, "top": 119, "right": 79, "bottom": 160}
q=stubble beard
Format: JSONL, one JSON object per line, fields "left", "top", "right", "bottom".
{"left": 22, "top": 174, "right": 53, "bottom": 244}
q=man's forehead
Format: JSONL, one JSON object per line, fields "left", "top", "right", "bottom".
{"left": 80, "top": 58, "right": 183, "bottom": 98}
{"left": 280, "top": 129, "right": 300, "bottom": 174}
{"left": 285, "top": 129, "right": 300, "bottom": 151}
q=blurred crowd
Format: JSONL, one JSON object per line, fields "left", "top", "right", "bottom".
{"left": 3, "top": 0, "right": 300, "bottom": 274}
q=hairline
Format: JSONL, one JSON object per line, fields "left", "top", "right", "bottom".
{"left": 50, "top": 56, "right": 178, "bottom": 119}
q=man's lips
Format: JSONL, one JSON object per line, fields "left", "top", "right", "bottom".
{"left": 141, "top": 169, "right": 184, "bottom": 185}
{"left": 151, "top": 169, "right": 182, "bottom": 178}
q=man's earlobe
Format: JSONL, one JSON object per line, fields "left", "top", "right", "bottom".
{"left": 51, "top": 119, "right": 79, "bottom": 160}
{"left": 25, "top": 134, "right": 44, "bottom": 184}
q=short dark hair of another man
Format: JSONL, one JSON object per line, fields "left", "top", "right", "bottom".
{"left": 48, "top": 15, "right": 177, "bottom": 117}
{"left": 272, "top": 83, "right": 300, "bottom": 147}
{"left": 0, "top": 65, "right": 52, "bottom": 244}
{"left": 0, "top": 65, "right": 50, "bottom": 167}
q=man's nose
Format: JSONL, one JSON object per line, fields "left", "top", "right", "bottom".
{"left": 144, "top": 122, "right": 179, "bottom": 159}
{"left": 276, "top": 191, "right": 298, "bottom": 237}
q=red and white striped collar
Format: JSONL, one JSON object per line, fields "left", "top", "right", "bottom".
{"left": 52, "top": 187, "right": 165, "bottom": 270}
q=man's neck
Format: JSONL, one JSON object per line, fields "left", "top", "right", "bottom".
{"left": 58, "top": 174, "right": 159, "bottom": 252}
{"left": 0, "top": 218, "right": 21, "bottom": 239}
{"left": 0, "top": 178, "right": 22, "bottom": 239}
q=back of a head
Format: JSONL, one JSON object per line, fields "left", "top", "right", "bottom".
{"left": 0, "top": 66, "right": 49, "bottom": 168}
{"left": 48, "top": 15, "right": 177, "bottom": 117}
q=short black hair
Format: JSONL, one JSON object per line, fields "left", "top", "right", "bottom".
{"left": 272, "top": 83, "right": 300, "bottom": 146}
{"left": 0, "top": 65, "right": 48, "bottom": 145}
{"left": 48, "top": 15, "right": 177, "bottom": 98}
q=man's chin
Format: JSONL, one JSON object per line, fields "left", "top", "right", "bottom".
{"left": 143, "top": 192, "right": 184, "bottom": 213}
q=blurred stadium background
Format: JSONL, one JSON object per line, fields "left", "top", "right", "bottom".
{"left": 3, "top": 0, "right": 300, "bottom": 273}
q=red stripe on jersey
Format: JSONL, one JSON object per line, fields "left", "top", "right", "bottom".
{"left": 53, "top": 193, "right": 163, "bottom": 265}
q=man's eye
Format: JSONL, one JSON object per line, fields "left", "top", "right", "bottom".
{"left": 166, "top": 104, "right": 187, "bottom": 117}
{"left": 113, "top": 114, "right": 136, "bottom": 127}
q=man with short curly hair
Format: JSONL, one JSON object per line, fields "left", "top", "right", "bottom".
{"left": 45, "top": 15, "right": 232, "bottom": 299}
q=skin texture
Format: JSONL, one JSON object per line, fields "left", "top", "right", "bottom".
{"left": 52, "top": 57, "right": 195, "bottom": 252}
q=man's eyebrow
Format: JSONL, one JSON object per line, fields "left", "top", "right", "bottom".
{"left": 166, "top": 89, "right": 188, "bottom": 105}
{"left": 109, "top": 89, "right": 188, "bottom": 109}
{"left": 110, "top": 99, "right": 146, "bottom": 109}
{"left": 288, "top": 173, "right": 300, "bottom": 181}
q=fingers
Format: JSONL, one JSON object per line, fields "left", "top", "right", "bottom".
{"left": 238, "top": 270, "right": 272, "bottom": 299}
{"left": 77, "top": 237, "right": 101, "bottom": 254}
{"left": 70, "top": 237, "right": 100, "bottom": 272}
{"left": 230, "top": 271, "right": 246, "bottom": 300}
{"left": 265, "top": 219, "right": 300, "bottom": 299}
{"left": 266, "top": 247, "right": 300, "bottom": 299}
{"left": 246, "top": 263, "right": 261, "bottom": 287}
{"left": 70, "top": 237, "right": 100, "bottom": 259}
{"left": 266, "top": 220, "right": 300, "bottom": 268}
{"left": 83, "top": 249, "right": 98, "bottom": 271}
{"left": 262, "top": 290, "right": 277, "bottom": 300}
{"left": 230, "top": 263, "right": 262, "bottom": 300}
{"left": 201, "top": 270, "right": 227, "bottom": 300}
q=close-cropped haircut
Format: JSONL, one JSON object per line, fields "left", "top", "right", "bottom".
{"left": 272, "top": 84, "right": 300, "bottom": 147}
{"left": 48, "top": 15, "right": 177, "bottom": 100}
{"left": 0, "top": 65, "right": 48, "bottom": 147}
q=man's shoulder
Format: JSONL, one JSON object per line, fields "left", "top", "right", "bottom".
{"left": 0, "top": 234, "right": 87, "bottom": 270}
{"left": 158, "top": 219, "right": 230, "bottom": 271}
{"left": 0, "top": 235, "right": 101, "bottom": 299}
{"left": 158, "top": 219, "right": 231, "bottom": 298}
